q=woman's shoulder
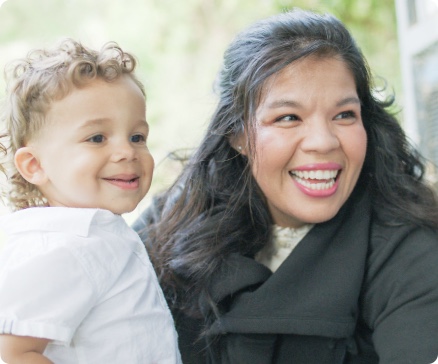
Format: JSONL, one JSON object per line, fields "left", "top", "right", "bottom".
{"left": 132, "top": 187, "right": 183, "bottom": 242}
{"left": 367, "top": 218, "right": 438, "bottom": 272}
{"left": 363, "top": 218, "right": 438, "bottom": 315}
{"left": 131, "top": 194, "right": 166, "bottom": 243}
{"left": 360, "top": 217, "right": 438, "bottom": 362}
{"left": 370, "top": 214, "right": 437, "bottom": 248}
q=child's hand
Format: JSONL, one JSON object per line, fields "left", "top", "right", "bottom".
{"left": 0, "top": 334, "right": 52, "bottom": 364}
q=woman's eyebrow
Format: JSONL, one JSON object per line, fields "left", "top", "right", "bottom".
{"left": 336, "top": 97, "right": 361, "bottom": 107}
{"left": 266, "top": 96, "right": 360, "bottom": 110}
{"left": 267, "top": 99, "right": 301, "bottom": 109}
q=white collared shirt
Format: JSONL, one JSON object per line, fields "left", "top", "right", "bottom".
{"left": 0, "top": 207, "right": 181, "bottom": 363}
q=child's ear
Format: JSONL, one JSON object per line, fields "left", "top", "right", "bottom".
{"left": 14, "top": 147, "right": 47, "bottom": 186}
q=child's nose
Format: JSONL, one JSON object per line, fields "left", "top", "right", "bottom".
{"left": 111, "top": 141, "right": 137, "bottom": 162}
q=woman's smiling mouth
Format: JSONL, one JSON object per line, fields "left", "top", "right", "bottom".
{"left": 290, "top": 169, "right": 339, "bottom": 190}
{"left": 289, "top": 166, "right": 341, "bottom": 196}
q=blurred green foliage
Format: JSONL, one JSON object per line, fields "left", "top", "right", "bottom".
{"left": 0, "top": 0, "right": 400, "bottom": 216}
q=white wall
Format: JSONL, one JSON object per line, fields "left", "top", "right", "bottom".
{"left": 396, "top": 0, "right": 438, "bottom": 150}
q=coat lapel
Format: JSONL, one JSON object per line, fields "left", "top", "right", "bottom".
{"left": 205, "top": 190, "right": 371, "bottom": 340}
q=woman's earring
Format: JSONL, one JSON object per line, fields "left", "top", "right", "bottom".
{"left": 237, "top": 146, "right": 242, "bottom": 151}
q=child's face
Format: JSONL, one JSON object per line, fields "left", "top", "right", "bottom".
{"left": 27, "top": 76, "right": 154, "bottom": 214}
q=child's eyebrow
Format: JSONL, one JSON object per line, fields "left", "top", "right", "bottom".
{"left": 78, "top": 118, "right": 149, "bottom": 129}
{"left": 78, "top": 118, "right": 110, "bottom": 129}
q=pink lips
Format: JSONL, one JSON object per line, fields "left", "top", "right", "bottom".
{"left": 293, "top": 162, "right": 342, "bottom": 171}
{"left": 103, "top": 174, "right": 140, "bottom": 190}
{"left": 290, "top": 162, "right": 342, "bottom": 197}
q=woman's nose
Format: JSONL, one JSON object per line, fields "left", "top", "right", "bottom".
{"left": 300, "top": 119, "right": 340, "bottom": 153}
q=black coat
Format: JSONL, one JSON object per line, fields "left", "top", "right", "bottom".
{"left": 133, "top": 191, "right": 438, "bottom": 363}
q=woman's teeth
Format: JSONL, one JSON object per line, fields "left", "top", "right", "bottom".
{"left": 292, "top": 170, "right": 338, "bottom": 179}
{"left": 290, "top": 170, "right": 338, "bottom": 190}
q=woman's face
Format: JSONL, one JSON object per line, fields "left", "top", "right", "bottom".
{"left": 238, "top": 56, "right": 367, "bottom": 228}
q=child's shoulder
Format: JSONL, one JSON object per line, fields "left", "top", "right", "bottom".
{"left": 0, "top": 207, "right": 140, "bottom": 281}
{"left": 1, "top": 207, "right": 102, "bottom": 235}
{"left": 1, "top": 206, "right": 128, "bottom": 242}
{"left": 0, "top": 207, "right": 116, "bottom": 269}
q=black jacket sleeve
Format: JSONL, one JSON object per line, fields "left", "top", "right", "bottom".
{"left": 361, "top": 224, "right": 438, "bottom": 363}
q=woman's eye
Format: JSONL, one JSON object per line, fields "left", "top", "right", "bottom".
{"left": 275, "top": 114, "right": 300, "bottom": 122}
{"left": 335, "top": 110, "right": 356, "bottom": 120}
{"left": 87, "top": 134, "right": 105, "bottom": 143}
{"left": 130, "top": 134, "right": 146, "bottom": 143}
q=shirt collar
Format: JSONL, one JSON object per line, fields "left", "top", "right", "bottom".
{"left": 0, "top": 207, "right": 118, "bottom": 237}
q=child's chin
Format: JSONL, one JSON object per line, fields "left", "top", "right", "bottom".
{"left": 112, "top": 206, "right": 136, "bottom": 215}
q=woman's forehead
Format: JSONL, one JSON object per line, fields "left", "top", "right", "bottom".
{"left": 256, "top": 56, "right": 355, "bottom": 107}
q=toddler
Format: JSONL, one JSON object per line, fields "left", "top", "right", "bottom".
{"left": 0, "top": 39, "right": 181, "bottom": 363}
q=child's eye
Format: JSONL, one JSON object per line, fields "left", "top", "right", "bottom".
{"left": 87, "top": 134, "right": 105, "bottom": 143}
{"left": 130, "top": 134, "right": 146, "bottom": 143}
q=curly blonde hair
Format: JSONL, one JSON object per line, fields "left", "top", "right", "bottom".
{"left": 0, "top": 38, "right": 144, "bottom": 211}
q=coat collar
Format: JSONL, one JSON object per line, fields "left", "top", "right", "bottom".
{"left": 203, "top": 190, "right": 372, "bottom": 339}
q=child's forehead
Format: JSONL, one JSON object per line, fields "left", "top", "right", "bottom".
{"left": 59, "top": 74, "right": 141, "bottom": 96}
{"left": 45, "top": 76, "right": 141, "bottom": 117}
{"left": 42, "top": 76, "right": 146, "bottom": 130}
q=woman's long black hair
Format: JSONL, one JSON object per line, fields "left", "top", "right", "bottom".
{"left": 140, "top": 9, "right": 438, "bottom": 316}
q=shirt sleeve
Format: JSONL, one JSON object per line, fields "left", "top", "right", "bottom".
{"left": 361, "top": 225, "right": 438, "bottom": 364}
{"left": 0, "top": 235, "right": 98, "bottom": 345}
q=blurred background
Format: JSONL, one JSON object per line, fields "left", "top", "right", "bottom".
{"left": 0, "top": 0, "right": 402, "bottom": 223}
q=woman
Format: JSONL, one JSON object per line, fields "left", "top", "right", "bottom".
{"left": 133, "top": 9, "right": 438, "bottom": 363}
